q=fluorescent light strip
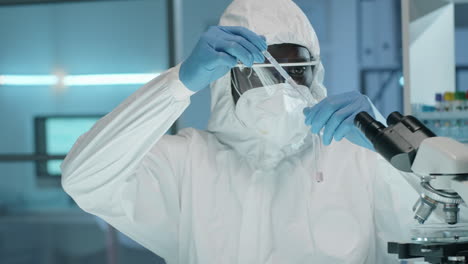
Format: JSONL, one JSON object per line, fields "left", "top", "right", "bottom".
{"left": 0, "top": 73, "right": 160, "bottom": 86}
{"left": 0, "top": 75, "right": 58, "bottom": 86}
{"left": 64, "top": 73, "right": 159, "bottom": 86}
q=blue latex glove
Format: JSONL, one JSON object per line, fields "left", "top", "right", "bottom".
{"left": 303, "top": 91, "right": 375, "bottom": 150}
{"left": 180, "top": 26, "right": 267, "bottom": 92}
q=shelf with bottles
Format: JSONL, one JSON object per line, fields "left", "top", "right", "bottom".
{"left": 415, "top": 111, "right": 468, "bottom": 120}
{"left": 412, "top": 115, "right": 468, "bottom": 143}
{"left": 412, "top": 91, "right": 468, "bottom": 143}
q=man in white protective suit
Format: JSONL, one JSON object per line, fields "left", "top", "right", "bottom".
{"left": 61, "top": 0, "right": 425, "bottom": 263}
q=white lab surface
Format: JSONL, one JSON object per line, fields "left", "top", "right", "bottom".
{"left": 61, "top": 0, "right": 421, "bottom": 263}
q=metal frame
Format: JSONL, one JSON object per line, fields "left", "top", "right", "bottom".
{"left": 0, "top": 154, "right": 66, "bottom": 162}
{"left": 167, "top": 0, "right": 183, "bottom": 132}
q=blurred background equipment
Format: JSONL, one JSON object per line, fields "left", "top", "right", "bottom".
{"left": 0, "top": 0, "right": 467, "bottom": 263}
{"left": 402, "top": 0, "right": 468, "bottom": 145}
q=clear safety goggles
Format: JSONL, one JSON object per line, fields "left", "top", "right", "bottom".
{"left": 231, "top": 58, "right": 319, "bottom": 96}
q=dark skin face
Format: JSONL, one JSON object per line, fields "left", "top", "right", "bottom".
{"left": 231, "top": 43, "right": 314, "bottom": 104}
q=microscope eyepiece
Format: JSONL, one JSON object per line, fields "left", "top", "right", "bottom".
{"left": 354, "top": 111, "right": 435, "bottom": 172}
{"left": 354, "top": 112, "right": 386, "bottom": 143}
{"left": 388, "top": 111, "right": 436, "bottom": 136}
{"left": 387, "top": 112, "right": 404, "bottom": 126}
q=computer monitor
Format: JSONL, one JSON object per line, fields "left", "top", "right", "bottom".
{"left": 35, "top": 115, "right": 103, "bottom": 185}
{"left": 34, "top": 115, "right": 177, "bottom": 187}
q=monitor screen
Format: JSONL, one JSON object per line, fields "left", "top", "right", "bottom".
{"left": 35, "top": 116, "right": 102, "bottom": 177}
{"left": 46, "top": 117, "right": 101, "bottom": 175}
{"left": 35, "top": 115, "right": 176, "bottom": 180}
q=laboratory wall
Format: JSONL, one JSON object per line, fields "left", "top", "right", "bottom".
{"left": 0, "top": 0, "right": 169, "bottom": 207}
{"left": 0, "top": 1, "right": 168, "bottom": 263}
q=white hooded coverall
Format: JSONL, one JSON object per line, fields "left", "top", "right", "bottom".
{"left": 61, "top": 0, "right": 422, "bottom": 263}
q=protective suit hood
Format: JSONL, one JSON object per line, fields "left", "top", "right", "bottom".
{"left": 207, "top": 0, "right": 327, "bottom": 168}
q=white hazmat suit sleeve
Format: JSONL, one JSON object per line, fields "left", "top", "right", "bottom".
{"left": 61, "top": 64, "right": 194, "bottom": 263}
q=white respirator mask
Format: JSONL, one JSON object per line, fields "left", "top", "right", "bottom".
{"left": 235, "top": 83, "right": 317, "bottom": 148}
